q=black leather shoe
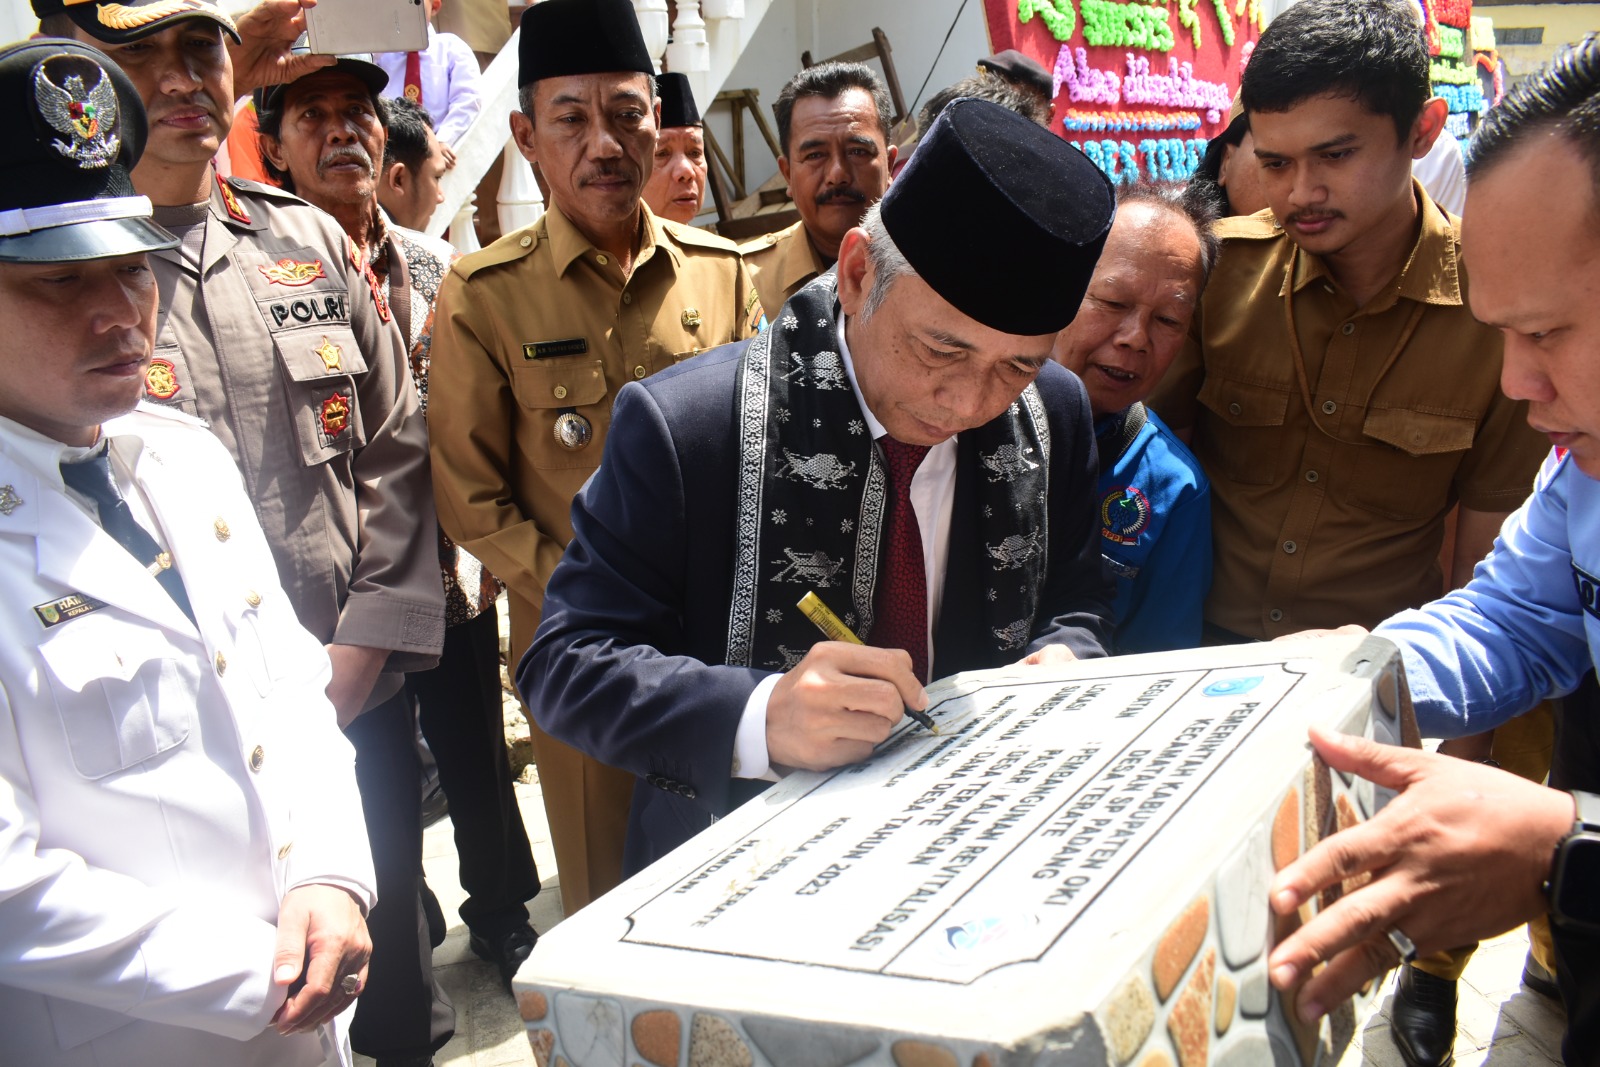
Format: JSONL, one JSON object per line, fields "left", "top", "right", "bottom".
{"left": 469, "top": 923, "right": 539, "bottom": 992}
{"left": 1391, "top": 963, "right": 1457, "bottom": 1067}
{"left": 1522, "top": 951, "right": 1562, "bottom": 1003}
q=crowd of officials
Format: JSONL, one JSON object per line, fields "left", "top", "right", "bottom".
{"left": 1, "top": 0, "right": 1598, "bottom": 1064}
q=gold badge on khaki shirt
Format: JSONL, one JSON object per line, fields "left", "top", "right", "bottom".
{"left": 553, "top": 412, "right": 593, "bottom": 450}
{"left": 681, "top": 307, "right": 701, "bottom": 329}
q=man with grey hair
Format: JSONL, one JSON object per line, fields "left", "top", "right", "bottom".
{"left": 523, "top": 99, "right": 1118, "bottom": 873}
{"left": 1053, "top": 182, "right": 1218, "bottom": 654}
{"left": 740, "top": 61, "right": 897, "bottom": 319}
{"left": 427, "top": 0, "right": 761, "bottom": 916}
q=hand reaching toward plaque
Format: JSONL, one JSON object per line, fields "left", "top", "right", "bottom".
{"left": 1265, "top": 726, "right": 1573, "bottom": 1021}
{"left": 1014, "top": 644, "right": 1078, "bottom": 667}
{"left": 767, "top": 642, "right": 926, "bottom": 772}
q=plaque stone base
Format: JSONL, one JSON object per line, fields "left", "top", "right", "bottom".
{"left": 515, "top": 636, "right": 1420, "bottom": 1067}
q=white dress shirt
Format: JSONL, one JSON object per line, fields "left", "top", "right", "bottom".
{"left": 733, "top": 316, "right": 957, "bottom": 779}
{"left": 374, "top": 26, "right": 484, "bottom": 147}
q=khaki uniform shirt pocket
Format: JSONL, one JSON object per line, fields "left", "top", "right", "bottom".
{"left": 1197, "top": 376, "right": 1291, "bottom": 485}
{"left": 38, "top": 616, "right": 197, "bottom": 779}
{"left": 274, "top": 327, "right": 368, "bottom": 466}
{"left": 1346, "top": 407, "right": 1478, "bottom": 520}
{"left": 511, "top": 358, "right": 610, "bottom": 470}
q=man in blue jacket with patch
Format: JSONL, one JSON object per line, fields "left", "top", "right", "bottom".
{"left": 1054, "top": 182, "right": 1216, "bottom": 653}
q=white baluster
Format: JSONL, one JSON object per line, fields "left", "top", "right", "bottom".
{"left": 632, "top": 0, "right": 670, "bottom": 73}
{"left": 665, "top": 0, "right": 710, "bottom": 72}
{"left": 448, "top": 196, "right": 481, "bottom": 254}
{"left": 701, "top": 0, "right": 744, "bottom": 18}
{"left": 498, "top": 141, "right": 545, "bottom": 238}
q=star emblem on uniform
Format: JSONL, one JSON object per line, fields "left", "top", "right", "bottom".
{"left": 771, "top": 509, "right": 788, "bottom": 525}
{"left": 765, "top": 608, "right": 784, "bottom": 623}
{"left": 847, "top": 419, "right": 865, "bottom": 435}
{"left": 841, "top": 519, "right": 854, "bottom": 533}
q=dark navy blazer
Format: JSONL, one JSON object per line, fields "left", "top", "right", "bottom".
{"left": 521, "top": 341, "right": 1114, "bottom": 873}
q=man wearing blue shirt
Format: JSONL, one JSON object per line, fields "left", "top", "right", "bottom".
{"left": 1053, "top": 183, "right": 1217, "bottom": 653}
{"left": 1268, "top": 41, "right": 1600, "bottom": 1065}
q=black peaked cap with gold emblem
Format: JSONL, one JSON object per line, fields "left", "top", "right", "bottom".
{"left": 656, "top": 72, "right": 701, "bottom": 128}
{"left": 519, "top": 0, "right": 655, "bottom": 87}
{"left": 0, "top": 38, "right": 175, "bottom": 263}
{"left": 881, "top": 97, "right": 1114, "bottom": 336}
{"left": 32, "top": 0, "right": 241, "bottom": 46}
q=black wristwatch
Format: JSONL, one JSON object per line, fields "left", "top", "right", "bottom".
{"left": 1547, "top": 790, "right": 1600, "bottom": 930}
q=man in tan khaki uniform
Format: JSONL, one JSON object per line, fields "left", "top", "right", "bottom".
{"left": 739, "top": 61, "right": 895, "bottom": 318}
{"left": 428, "top": 0, "right": 760, "bottom": 915}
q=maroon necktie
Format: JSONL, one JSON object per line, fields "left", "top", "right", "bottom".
{"left": 404, "top": 51, "right": 423, "bottom": 105}
{"left": 869, "top": 436, "right": 932, "bottom": 682}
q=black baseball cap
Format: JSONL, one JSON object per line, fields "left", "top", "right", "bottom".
{"left": 0, "top": 39, "right": 175, "bottom": 263}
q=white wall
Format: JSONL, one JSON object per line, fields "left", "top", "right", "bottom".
{"left": 707, "top": 0, "right": 992, "bottom": 199}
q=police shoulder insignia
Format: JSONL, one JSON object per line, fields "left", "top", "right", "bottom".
{"left": 1100, "top": 486, "right": 1151, "bottom": 546}
{"left": 33, "top": 54, "right": 120, "bottom": 170}
{"left": 144, "top": 357, "right": 180, "bottom": 399}
{"left": 217, "top": 171, "right": 251, "bottom": 224}
{"left": 320, "top": 392, "right": 352, "bottom": 437}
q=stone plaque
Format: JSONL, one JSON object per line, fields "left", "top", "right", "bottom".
{"left": 516, "top": 636, "right": 1418, "bottom": 1067}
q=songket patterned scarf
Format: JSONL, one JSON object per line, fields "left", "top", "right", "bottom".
{"left": 725, "top": 273, "right": 1053, "bottom": 673}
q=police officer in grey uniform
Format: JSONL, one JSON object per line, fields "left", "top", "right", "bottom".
{"left": 35, "top": 1, "right": 450, "bottom": 1063}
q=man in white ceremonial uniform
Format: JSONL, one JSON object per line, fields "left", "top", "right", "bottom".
{"left": 0, "top": 39, "right": 375, "bottom": 1067}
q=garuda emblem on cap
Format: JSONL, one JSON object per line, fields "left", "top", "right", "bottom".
{"left": 34, "top": 56, "right": 120, "bottom": 170}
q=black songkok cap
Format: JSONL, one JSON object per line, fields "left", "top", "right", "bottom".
{"left": 656, "top": 72, "right": 701, "bottom": 128}
{"left": 32, "top": 0, "right": 241, "bottom": 46}
{"left": 0, "top": 39, "right": 175, "bottom": 263}
{"left": 880, "top": 98, "right": 1113, "bottom": 336}
{"left": 977, "top": 49, "right": 1053, "bottom": 99}
{"left": 519, "top": 0, "right": 655, "bottom": 88}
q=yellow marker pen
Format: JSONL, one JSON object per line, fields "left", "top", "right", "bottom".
{"left": 796, "top": 592, "right": 939, "bottom": 734}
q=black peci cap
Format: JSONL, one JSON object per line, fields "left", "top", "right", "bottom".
{"left": 977, "top": 49, "right": 1053, "bottom": 99}
{"left": 519, "top": 0, "right": 655, "bottom": 88}
{"left": 255, "top": 34, "right": 390, "bottom": 113}
{"left": 656, "top": 72, "right": 701, "bottom": 128}
{"left": 880, "top": 98, "right": 1114, "bottom": 336}
{"left": 0, "top": 39, "right": 175, "bottom": 263}
{"left": 33, "top": 0, "right": 241, "bottom": 46}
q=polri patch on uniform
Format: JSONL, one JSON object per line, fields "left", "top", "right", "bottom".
{"left": 1100, "top": 486, "right": 1151, "bottom": 546}
{"left": 144, "top": 357, "right": 179, "bottom": 399}
{"left": 34, "top": 593, "right": 107, "bottom": 628}
{"left": 523, "top": 338, "right": 588, "bottom": 360}
{"left": 1574, "top": 562, "right": 1600, "bottom": 620}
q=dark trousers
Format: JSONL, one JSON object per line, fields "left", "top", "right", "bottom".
{"left": 346, "top": 688, "right": 454, "bottom": 1058}
{"left": 410, "top": 603, "right": 540, "bottom": 936}
{"left": 1551, "top": 672, "right": 1600, "bottom": 1067}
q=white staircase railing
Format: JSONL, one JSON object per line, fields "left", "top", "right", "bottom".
{"left": 426, "top": 0, "right": 774, "bottom": 249}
